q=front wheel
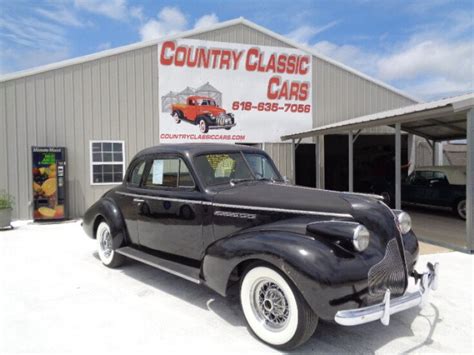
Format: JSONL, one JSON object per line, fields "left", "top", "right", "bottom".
{"left": 454, "top": 199, "right": 466, "bottom": 220}
{"left": 96, "top": 221, "right": 124, "bottom": 268}
{"left": 198, "top": 119, "right": 209, "bottom": 133}
{"left": 240, "top": 265, "right": 318, "bottom": 350}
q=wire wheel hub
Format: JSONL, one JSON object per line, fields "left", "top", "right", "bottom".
{"left": 251, "top": 279, "right": 290, "bottom": 331}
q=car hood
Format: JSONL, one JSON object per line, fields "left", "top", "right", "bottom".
{"left": 204, "top": 107, "right": 226, "bottom": 115}
{"left": 211, "top": 182, "right": 356, "bottom": 216}
{"left": 211, "top": 181, "right": 399, "bottom": 244}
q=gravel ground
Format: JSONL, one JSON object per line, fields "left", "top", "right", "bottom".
{"left": 0, "top": 220, "right": 472, "bottom": 354}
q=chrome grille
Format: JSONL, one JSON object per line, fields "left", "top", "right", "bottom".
{"left": 368, "top": 239, "right": 407, "bottom": 296}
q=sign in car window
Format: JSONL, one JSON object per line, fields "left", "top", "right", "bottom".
{"left": 152, "top": 160, "right": 164, "bottom": 185}
{"left": 158, "top": 39, "right": 312, "bottom": 143}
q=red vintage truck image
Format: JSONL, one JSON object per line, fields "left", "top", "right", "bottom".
{"left": 171, "top": 96, "right": 236, "bottom": 133}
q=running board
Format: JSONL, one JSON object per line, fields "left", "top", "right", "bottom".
{"left": 115, "top": 246, "right": 201, "bottom": 284}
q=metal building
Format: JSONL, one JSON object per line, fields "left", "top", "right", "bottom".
{"left": 0, "top": 18, "right": 417, "bottom": 219}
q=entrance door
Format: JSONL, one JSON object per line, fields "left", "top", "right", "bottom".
{"left": 295, "top": 144, "right": 316, "bottom": 187}
{"left": 116, "top": 158, "right": 148, "bottom": 244}
{"left": 137, "top": 155, "right": 205, "bottom": 260}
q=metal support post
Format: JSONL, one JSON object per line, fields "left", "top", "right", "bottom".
{"left": 395, "top": 123, "right": 401, "bottom": 210}
{"left": 466, "top": 109, "right": 473, "bottom": 251}
{"left": 349, "top": 131, "right": 354, "bottom": 192}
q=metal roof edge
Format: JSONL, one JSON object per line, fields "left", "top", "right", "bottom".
{"left": 0, "top": 16, "right": 420, "bottom": 103}
{"left": 280, "top": 93, "right": 474, "bottom": 140}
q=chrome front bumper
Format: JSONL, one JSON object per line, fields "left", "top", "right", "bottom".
{"left": 209, "top": 123, "right": 236, "bottom": 130}
{"left": 335, "top": 262, "right": 439, "bottom": 326}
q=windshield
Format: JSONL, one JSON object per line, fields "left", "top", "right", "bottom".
{"left": 199, "top": 99, "right": 216, "bottom": 106}
{"left": 243, "top": 153, "right": 280, "bottom": 180}
{"left": 194, "top": 152, "right": 281, "bottom": 186}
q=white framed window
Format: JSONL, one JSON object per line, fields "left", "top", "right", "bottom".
{"left": 90, "top": 140, "right": 125, "bottom": 185}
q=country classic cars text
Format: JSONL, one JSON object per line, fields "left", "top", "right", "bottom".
{"left": 159, "top": 41, "right": 311, "bottom": 101}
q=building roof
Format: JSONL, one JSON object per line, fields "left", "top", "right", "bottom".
{"left": 0, "top": 18, "right": 418, "bottom": 102}
{"left": 197, "top": 82, "right": 220, "bottom": 92}
{"left": 281, "top": 93, "right": 474, "bottom": 142}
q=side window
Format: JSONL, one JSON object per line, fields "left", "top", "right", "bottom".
{"left": 411, "top": 171, "right": 428, "bottom": 185}
{"left": 433, "top": 171, "right": 447, "bottom": 180}
{"left": 144, "top": 158, "right": 194, "bottom": 189}
{"left": 419, "top": 171, "right": 434, "bottom": 180}
{"left": 128, "top": 160, "right": 146, "bottom": 186}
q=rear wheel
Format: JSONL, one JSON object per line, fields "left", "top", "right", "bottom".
{"left": 240, "top": 265, "right": 318, "bottom": 350}
{"left": 172, "top": 111, "right": 181, "bottom": 124}
{"left": 96, "top": 221, "right": 124, "bottom": 268}
{"left": 453, "top": 199, "right": 466, "bottom": 220}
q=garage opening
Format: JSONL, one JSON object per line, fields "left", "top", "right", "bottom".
{"left": 325, "top": 134, "right": 409, "bottom": 192}
{"left": 295, "top": 144, "right": 316, "bottom": 187}
{"left": 282, "top": 94, "right": 473, "bottom": 252}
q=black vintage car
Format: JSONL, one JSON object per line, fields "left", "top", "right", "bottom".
{"left": 82, "top": 143, "right": 439, "bottom": 350}
{"left": 369, "top": 166, "right": 467, "bottom": 220}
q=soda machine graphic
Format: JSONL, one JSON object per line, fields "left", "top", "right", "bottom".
{"left": 32, "top": 147, "right": 67, "bottom": 221}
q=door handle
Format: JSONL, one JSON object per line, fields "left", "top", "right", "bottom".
{"left": 133, "top": 198, "right": 145, "bottom": 203}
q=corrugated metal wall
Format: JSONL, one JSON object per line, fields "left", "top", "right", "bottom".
{"left": 312, "top": 58, "right": 415, "bottom": 132}
{"left": 0, "top": 46, "right": 159, "bottom": 219}
{"left": 261, "top": 143, "right": 294, "bottom": 181}
{"left": 1, "top": 23, "right": 415, "bottom": 218}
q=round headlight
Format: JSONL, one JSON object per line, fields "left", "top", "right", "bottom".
{"left": 353, "top": 225, "right": 370, "bottom": 251}
{"left": 397, "top": 212, "right": 412, "bottom": 234}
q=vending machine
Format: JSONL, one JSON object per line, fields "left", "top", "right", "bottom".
{"left": 32, "top": 147, "right": 67, "bottom": 221}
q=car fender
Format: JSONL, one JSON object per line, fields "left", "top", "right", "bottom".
{"left": 196, "top": 113, "right": 214, "bottom": 125}
{"left": 202, "top": 230, "right": 376, "bottom": 320}
{"left": 82, "top": 197, "right": 128, "bottom": 249}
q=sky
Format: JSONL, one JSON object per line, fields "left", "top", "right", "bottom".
{"left": 0, "top": 0, "right": 473, "bottom": 100}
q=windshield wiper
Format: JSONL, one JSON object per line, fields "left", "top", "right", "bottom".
{"left": 256, "top": 177, "right": 276, "bottom": 182}
{"left": 229, "top": 178, "right": 255, "bottom": 185}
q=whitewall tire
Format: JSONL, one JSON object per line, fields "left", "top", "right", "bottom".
{"left": 96, "top": 221, "right": 124, "bottom": 268}
{"left": 240, "top": 265, "right": 318, "bottom": 350}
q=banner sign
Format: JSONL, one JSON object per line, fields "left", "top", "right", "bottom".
{"left": 158, "top": 39, "right": 312, "bottom": 143}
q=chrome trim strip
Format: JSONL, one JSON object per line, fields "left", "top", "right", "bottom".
{"left": 209, "top": 123, "right": 236, "bottom": 129}
{"left": 116, "top": 191, "right": 206, "bottom": 205}
{"left": 115, "top": 248, "right": 201, "bottom": 284}
{"left": 116, "top": 191, "right": 353, "bottom": 218}
{"left": 212, "top": 202, "right": 353, "bottom": 218}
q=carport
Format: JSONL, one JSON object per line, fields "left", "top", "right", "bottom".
{"left": 282, "top": 93, "right": 474, "bottom": 252}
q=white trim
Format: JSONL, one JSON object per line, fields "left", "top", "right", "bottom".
{"left": 115, "top": 191, "right": 353, "bottom": 218}
{"left": 89, "top": 140, "right": 126, "bottom": 186}
{"left": 0, "top": 17, "right": 418, "bottom": 102}
{"left": 116, "top": 191, "right": 207, "bottom": 205}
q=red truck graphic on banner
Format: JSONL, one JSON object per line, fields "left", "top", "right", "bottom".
{"left": 171, "top": 96, "right": 236, "bottom": 133}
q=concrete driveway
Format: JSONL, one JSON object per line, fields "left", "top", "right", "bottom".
{"left": 405, "top": 205, "right": 467, "bottom": 251}
{"left": 0, "top": 221, "right": 472, "bottom": 354}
